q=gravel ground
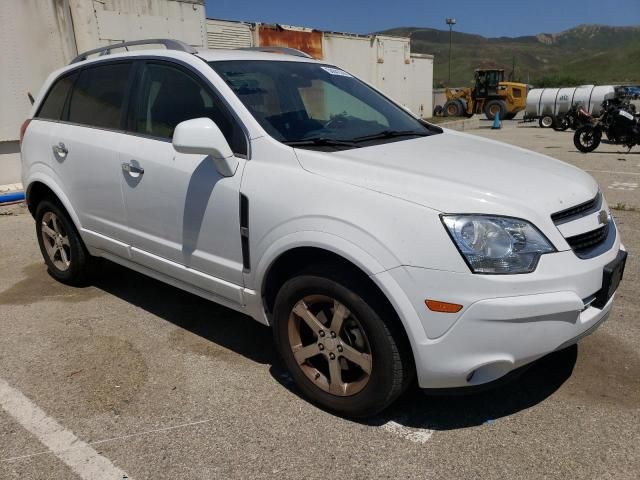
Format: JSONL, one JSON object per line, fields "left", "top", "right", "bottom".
{"left": 1, "top": 120, "right": 639, "bottom": 479}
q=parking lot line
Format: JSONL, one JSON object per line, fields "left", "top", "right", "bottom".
{"left": 380, "top": 419, "right": 434, "bottom": 444}
{"left": 584, "top": 169, "right": 640, "bottom": 176}
{"left": 0, "top": 377, "right": 132, "bottom": 480}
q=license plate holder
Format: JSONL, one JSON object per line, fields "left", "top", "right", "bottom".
{"left": 592, "top": 250, "right": 627, "bottom": 309}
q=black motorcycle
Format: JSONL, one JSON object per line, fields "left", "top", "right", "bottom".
{"left": 574, "top": 100, "right": 639, "bottom": 153}
{"left": 553, "top": 103, "right": 592, "bottom": 131}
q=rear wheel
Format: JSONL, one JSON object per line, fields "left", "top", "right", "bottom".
{"left": 574, "top": 125, "right": 602, "bottom": 153}
{"left": 539, "top": 115, "right": 554, "bottom": 128}
{"left": 443, "top": 100, "right": 463, "bottom": 117}
{"left": 553, "top": 115, "right": 570, "bottom": 131}
{"left": 35, "top": 199, "right": 96, "bottom": 285}
{"left": 272, "top": 269, "right": 413, "bottom": 417}
{"left": 484, "top": 100, "right": 507, "bottom": 120}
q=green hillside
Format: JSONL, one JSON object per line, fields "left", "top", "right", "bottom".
{"left": 379, "top": 25, "right": 640, "bottom": 87}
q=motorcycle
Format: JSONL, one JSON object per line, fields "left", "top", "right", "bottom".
{"left": 553, "top": 103, "right": 592, "bottom": 131}
{"left": 574, "top": 99, "right": 640, "bottom": 153}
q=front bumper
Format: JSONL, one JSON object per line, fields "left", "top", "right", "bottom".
{"left": 376, "top": 239, "right": 624, "bottom": 389}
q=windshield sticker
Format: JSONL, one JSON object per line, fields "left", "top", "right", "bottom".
{"left": 321, "top": 66, "right": 352, "bottom": 77}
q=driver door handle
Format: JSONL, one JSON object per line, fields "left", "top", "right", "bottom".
{"left": 121, "top": 162, "right": 144, "bottom": 175}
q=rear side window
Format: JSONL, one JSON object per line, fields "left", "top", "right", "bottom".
{"left": 68, "top": 63, "right": 132, "bottom": 130}
{"left": 134, "top": 62, "right": 247, "bottom": 155}
{"left": 36, "top": 73, "right": 76, "bottom": 120}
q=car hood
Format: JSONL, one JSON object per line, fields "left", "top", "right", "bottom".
{"left": 294, "top": 130, "right": 599, "bottom": 218}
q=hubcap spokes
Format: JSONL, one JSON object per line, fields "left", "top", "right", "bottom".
{"left": 289, "top": 295, "right": 372, "bottom": 396}
{"left": 41, "top": 212, "right": 71, "bottom": 271}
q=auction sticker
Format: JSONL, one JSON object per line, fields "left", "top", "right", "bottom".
{"left": 321, "top": 66, "right": 352, "bottom": 77}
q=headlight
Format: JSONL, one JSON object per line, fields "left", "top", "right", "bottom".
{"left": 441, "top": 215, "right": 555, "bottom": 274}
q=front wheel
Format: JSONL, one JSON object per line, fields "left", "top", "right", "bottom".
{"left": 272, "top": 269, "right": 414, "bottom": 417}
{"left": 574, "top": 125, "right": 602, "bottom": 153}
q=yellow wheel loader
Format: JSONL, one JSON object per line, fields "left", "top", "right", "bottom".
{"left": 443, "top": 69, "right": 527, "bottom": 120}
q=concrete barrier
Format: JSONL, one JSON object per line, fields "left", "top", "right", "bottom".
{"left": 437, "top": 116, "right": 480, "bottom": 131}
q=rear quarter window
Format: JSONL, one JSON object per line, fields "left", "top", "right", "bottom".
{"left": 68, "top": 62, "right": 132, "bottom": 130}
{"left": 36, "top": 73, "right": 77, "bottom": 120}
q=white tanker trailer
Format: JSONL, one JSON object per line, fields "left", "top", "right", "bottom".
{"left": 525, "top": 85, "right": 617, "bottom": 127}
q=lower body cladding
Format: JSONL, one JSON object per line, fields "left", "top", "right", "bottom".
{"left": 377, "top": 242, "right": 626, "bottom": 390}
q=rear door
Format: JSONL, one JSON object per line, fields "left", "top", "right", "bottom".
{"left": 50, "top": 61, "right": 133, "bottom": 256}
{"left": 118, "top": 59, "right": 249, "bottom": 304}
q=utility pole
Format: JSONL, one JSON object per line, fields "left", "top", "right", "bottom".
{"left": 446, "top": 18, "right": 456, "bottom": 86}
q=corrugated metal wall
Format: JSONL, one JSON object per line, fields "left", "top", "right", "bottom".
{"left": 0, "top": 0, "right": 77, "bottom": 142}
{"left": 68, "top": 0, "right": 207, "bottom": 54}
{"left": 206, "top": 19, "right": 254, "bottom": 49}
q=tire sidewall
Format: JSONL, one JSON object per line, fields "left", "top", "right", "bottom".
{"left": 273, "top": 274, "right": 403, "bottom": 417}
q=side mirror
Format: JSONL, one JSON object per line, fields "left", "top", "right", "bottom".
{"left": 173, "top": 118, "right": 238, "bottom": 177}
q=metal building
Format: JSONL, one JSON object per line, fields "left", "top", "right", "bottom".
{"left": 205, "top": 20, "right": 434, "bottom": 121}
{"left": 0, "top": 0, "right": 206, "bottom": 185}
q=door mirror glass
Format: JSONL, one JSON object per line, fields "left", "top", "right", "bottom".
{"left": 173, "top": 118, "right": 238, "bottom": 177}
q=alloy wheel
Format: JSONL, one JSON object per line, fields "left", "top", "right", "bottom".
{"left": 40, "top": 211, "right": 71, "bottom": 271}
{"left": 288, "top": 295, "right": 372, "bottom": 396}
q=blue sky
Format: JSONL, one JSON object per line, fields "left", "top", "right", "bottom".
{"left": 205, "top": 0, "right": 640, "bottom": 37}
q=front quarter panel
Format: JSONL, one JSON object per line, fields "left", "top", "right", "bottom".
{"left": 243, "top": 136, "right": 469, "bottom": 306}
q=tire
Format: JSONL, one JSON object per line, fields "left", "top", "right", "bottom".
{"left": 573, "top": 125, "right": 602, "bottom": 153}
{"left": 35, "top": 198, "right": 96, "bottom": 286}
{"left": 553, "top": 115, "right": 570, "bottom": 131}
{"left": 443, "top": 100, "right": 463, "bottom": 117}
{"left": 272, "top": 267, "right": 414, "bottom": 417}
{"left": 539, "top": 115, "right": 554, "bottom": 128}
{"left": 483, "top": 100, "right": 507, "bottom": 120}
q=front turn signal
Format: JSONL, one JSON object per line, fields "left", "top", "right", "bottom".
{"left": 425, "top": 299, "right": 463, "bottom": 313}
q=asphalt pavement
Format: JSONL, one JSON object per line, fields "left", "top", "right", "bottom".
{"left": 1, "top": 120, "right": 638, "bottom": 479}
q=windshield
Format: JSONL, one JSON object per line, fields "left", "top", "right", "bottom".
{"left": 209, "top": 60, "right": 438, "bottom": 149}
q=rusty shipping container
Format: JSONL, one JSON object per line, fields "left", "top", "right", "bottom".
{"left": 258, "top": 24, "right": 323, "bottom": 59}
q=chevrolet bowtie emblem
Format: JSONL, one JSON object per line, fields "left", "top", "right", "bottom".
{"left": 598, "top": 210, "right": 610, "bottom": 225}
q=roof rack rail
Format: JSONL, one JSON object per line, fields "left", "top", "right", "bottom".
{"left": 238, "top": 47, "right": 313, "bottom": 59}
{"left": 70, "top": 39, "right": 197, "bottom": 64}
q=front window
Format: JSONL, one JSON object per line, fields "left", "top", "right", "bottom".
{"left": 209, "top": 60, "right": 439, "bottom": 149}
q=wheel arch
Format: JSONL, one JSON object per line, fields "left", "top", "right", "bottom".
{"left": 25, "top": 176, "right": 81, "bottom": 231}
{"left": 256, "top": 240, "right": 422, "bottom": 373}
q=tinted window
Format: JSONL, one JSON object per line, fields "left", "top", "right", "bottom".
{"left": 37, "top": 73, "right": 76, "bottom": 120}
{"left": 135, "top": 62, "right": 246, "bottom": 155}
{"left": 68, "top": 63, "right": 132, "bottom": 129}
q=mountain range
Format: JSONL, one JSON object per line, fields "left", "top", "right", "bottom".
{"left": 378, "top": 24, "right": 640, "bottom": 87}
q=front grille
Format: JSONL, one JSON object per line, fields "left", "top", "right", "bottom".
{"left": 551, "top": 192, "right": 601, "bottom": 225}
{"left": 565, "top": 224, "right": 609, "bottom": 254}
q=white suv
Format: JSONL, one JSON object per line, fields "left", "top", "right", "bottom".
{"left": 21, "top": 40, "right": 626, "bottom": 417}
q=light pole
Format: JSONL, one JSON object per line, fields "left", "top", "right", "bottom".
{"left": 446, "top": 18, "right": 456, "bottom": 86}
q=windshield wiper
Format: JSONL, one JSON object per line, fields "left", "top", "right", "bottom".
{"left": 283, "top": 137, "right": 357, "bottom": 148}
{"left": 352, "top": 130, "right": 430, "bottom": 143}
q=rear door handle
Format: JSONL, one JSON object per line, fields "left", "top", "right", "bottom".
{"left": 52, "top": 142, "right": 68, "bottom": 159}
{"left": 121, "top": 162, "right": 144, "bottom": 175}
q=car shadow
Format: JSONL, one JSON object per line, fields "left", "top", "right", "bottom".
{"left": 93, "top": 260, "right": 274, "bottom": 365}
{"left": 93, "top": 260, "right": 577, "bottom": 430}
{"left": 271, "top": 345, "right": 577, "bottom": 430}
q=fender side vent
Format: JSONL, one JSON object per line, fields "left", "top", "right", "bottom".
{"left": 240, "top": 194, "right": 250, "bottom": 271}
